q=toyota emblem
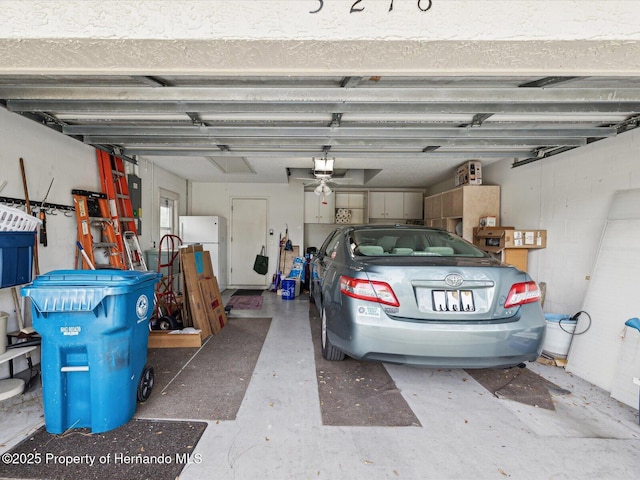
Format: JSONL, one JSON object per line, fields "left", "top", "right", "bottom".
{"left": 445, "top": 274, "right": 464, "bottom": 288}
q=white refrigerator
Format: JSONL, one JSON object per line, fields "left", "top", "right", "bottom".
{"left": 179, "top": 215, "right": 228, "bottom": 291}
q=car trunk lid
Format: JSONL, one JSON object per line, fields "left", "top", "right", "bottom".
{"left": 359, "top": 259, "right": 527, "bottom": 322}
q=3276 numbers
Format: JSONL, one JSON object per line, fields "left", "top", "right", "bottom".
{"left": 309, "top": 0, "right": 433, "bottom": 14}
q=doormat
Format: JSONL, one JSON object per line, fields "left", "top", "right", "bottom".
{"left": 308, "top": 307, "right": 420, "bottom": 427}
{"left": 0, "top": 419, "right": 207, "bottom": 480}
{"left": 137, "top": 318, "right": 271, "bottom": 421}
{"left": 465, "top": 367, "right": 570, "bottom": 410}
{"left": 226, "top": 295, "right": 263, "bottom": 310}
{"left": 232, "top": 289, "right": 264, "bottom": 296}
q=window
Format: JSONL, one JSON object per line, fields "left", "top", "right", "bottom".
{"left": 159, "top": 189, "right": 179, "bottom": 241}
{"left": 351, "top": 227, "right": 487, "bottom": 257}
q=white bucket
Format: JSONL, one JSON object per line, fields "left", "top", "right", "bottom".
{"left": 0, "top": 311, "right": 8, "bottom": 355}
{"left": 542, "top": 314, "right": 577, "bottom": 357}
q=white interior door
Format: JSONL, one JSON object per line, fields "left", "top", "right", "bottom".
{"left": 230, "top": 197, "right": 268, "bottom": 287}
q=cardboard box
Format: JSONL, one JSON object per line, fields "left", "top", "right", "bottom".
{"left": 148, "top": 330, "right": 203, "bottom": 348}
{"left": 504, "top": 230, "right": 547, "bottom": 249}
{"left": 455, "top": 160, "right": 482, "bottom": 186}
{"left": 473, "top": 227, "right": 514, "bottom": 253}
{"left": 479, "top": 216, "right": 497, "bottom": 227}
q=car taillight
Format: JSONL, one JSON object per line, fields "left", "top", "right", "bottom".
{"left": 504, "top": 281, "right": 541, "bottom": 308}
{"left": 339, "top": 275, "right": 400, "bottom": 307}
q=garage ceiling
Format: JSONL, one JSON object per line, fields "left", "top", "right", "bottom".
{"left": 1, "top": 74, "right": 640, "bottom": 188}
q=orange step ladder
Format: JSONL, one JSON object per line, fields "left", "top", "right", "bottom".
{"left": 96, "top": 149, "right": 141, "bottom": 270}
{"left": 72, "top": 189, "right": 125, "bottom": 269}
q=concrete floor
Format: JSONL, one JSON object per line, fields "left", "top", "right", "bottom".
{"left": 1, "top": 291, "right": 639, "bottom": 479}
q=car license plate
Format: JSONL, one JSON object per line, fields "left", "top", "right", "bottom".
{"left": 432, "top": 290, "right": 475, "bottom": 312}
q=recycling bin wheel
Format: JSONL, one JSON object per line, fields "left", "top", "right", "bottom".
{"left": 137, "top": 365, "right": 154, "bottom": 402}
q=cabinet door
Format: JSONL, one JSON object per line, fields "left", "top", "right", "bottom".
{"left": 384, "top": 192, "right": 404, "bottom": 219}
{"left": 403, "top": 192, "right": 424, "bottom": 219}
{"left": 441, "top": 188, "right": 464, "bottom": 217}
{"left": 304, "top": 192, "right": 319, "bottom": 222}
{"left": 424, "top": 193, "right": 442, "bottom": 220}
{"left": 336, "top": 192, "right": 365, "bottom": 209}
{"left": 317, "top": 193, "right": 335, "bottom": 223}
{"left": 368, "top": 192, "right": 387, "bottom": 219}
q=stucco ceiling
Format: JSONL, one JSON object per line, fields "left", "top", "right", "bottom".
{"left": 1, "top": 74, "right": 640, "bottom": 188}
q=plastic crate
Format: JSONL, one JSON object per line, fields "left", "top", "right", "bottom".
{"left": 0, "top": 231, "right": 36, "bottom": 288}
{"left": 0, "top": 205, "right": 42, "bottom": 232}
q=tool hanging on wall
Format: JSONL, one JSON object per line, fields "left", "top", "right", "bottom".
{"left": 39, "top": 178, "right": 54, "bottom": 247}
{"left": 18, "top": 158, "right": 39, "bottom": 275}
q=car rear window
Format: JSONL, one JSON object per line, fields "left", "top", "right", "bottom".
{"left": 351, "top": 228, "right": 486, "bottom": 257}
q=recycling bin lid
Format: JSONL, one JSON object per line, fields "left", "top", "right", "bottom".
{"left": 28, "top": 269, "right": 161, "bottom": 287}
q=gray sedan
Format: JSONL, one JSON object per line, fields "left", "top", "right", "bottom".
{"left": 309, "top": 225, "right": 545, "bottom": 368}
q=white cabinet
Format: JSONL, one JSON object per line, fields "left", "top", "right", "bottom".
{"left": 369, "top": 191, "right": 422, "bottom": 220}
{"left": 304, "top": 191, "right": 335, "bottom": 224}
{"left": 369, "top": 192, "right": 403, "bottom": 219}
{"left": 304, "top": 190, "right": 423, "bottom": 224}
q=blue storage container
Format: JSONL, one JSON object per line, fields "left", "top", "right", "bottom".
{"left": 21, "top": 270, "right": 161, "bottom": 434}
{"left": 0, "top": 231, "right": 36, "bottom": 288}
{"left": 281, "top": 278, "right": 295, "bottom": 300}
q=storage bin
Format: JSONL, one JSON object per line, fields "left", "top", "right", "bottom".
{"left": 21, "top": 270, "right": 161, "bottom": 434}
{"left": 542, "top": 313, "right": 577, "bottom": 357}
{"left": 281, "top": 278, "right": 296, "bottom": 300}
{"left": 0, "top": 231, "right": 36, "bottom": 288}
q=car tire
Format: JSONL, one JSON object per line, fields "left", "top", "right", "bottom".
{"left": 321, "top": 307, "right": 345, "bottom": 361}
{"left": 309, "top": 282, "right": 315, "bottom": 304}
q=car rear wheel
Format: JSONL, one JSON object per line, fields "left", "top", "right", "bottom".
{"left": 321, "top": 307, "right": 345, "bottom": 361}
{"left": 309, "top": 282, "right": 315, "bottom": 304}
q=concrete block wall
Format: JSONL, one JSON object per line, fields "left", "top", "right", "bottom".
{"left": 485, "top": 128, "right": 640, "bottom": 317}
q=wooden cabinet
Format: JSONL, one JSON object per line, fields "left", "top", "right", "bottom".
{"left": 402, "top": 192, "right": 424, "bottom": 219}
{"left": 424, "top": 185, "right": 500, "bottom": 242}
{"left": 424, "top": 194, "right": 442, "bottom": 221}
{"left": 369, "top": 191, "right": 423, "bottom": 220}
{"left": 304, "top": 191, "right": 335, "bottom": 224}
{"left": 335, "top": 192, "right": 367, "bottom": 224}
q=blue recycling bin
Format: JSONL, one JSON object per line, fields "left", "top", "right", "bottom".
{"left": 21, "top": 269, "right": 161, "bottom": 434}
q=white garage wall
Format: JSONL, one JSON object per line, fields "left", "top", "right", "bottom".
{"left": 0, "top": 106, "right": 186, "bottom": 376}
{"left": 484, "top": 128, "right": 640, "bottom": 317}
{"left": 0, "top": 106, "right": 98, "bottom": 341}
{"left": 188, "top": 182, "right": 304, "bottom": 287}
{"left": 135, "top": 157, "right": 188, "bottom": 251}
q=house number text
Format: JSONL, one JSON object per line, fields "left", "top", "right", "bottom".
{"left": 309, "top": 1, "right": 433, "bottom": 14}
